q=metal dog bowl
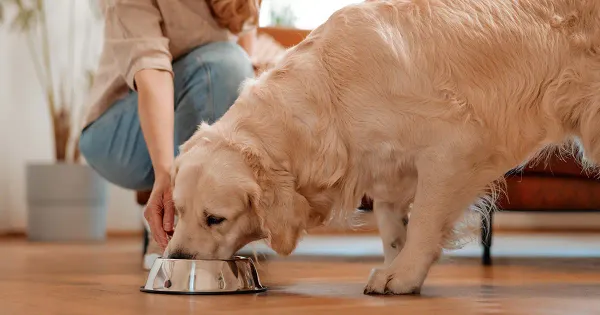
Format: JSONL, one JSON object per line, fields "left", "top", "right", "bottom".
{"left": 141, "top": 256, "right": 267, "bottom": 295}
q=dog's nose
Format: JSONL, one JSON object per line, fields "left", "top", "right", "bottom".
{"left": 168, "top": 249, "right": 195, "bottom": 260}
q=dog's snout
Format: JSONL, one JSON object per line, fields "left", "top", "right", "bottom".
{"left": 168, "top": 249, "right": 195, "bottom": 260}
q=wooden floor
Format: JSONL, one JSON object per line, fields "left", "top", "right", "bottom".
{"left": 1, "top": 237, "right": 600, "bottom": 315}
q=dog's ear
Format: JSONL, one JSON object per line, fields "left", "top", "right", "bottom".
{"left": 173, "top": 135, "right": 209, "bottom": 187}
{"left": 239, "top": 145, "right": 311, "bottom": 256}
{"left": 260, "top": 173, "right": 311, "bottom": 256}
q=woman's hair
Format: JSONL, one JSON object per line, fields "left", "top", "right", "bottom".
{"left": 207, "top": 0, "right": 261, "bottom": 34}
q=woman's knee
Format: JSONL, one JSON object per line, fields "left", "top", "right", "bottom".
{"left": 173, "top": 41, "right": 254, "bottom": 144}
{"left": 207, "top": 44, "right": 255, "bottom": 116}
{"left": 175, "top": 41, "right": 253, "bottom": 111}
{"left": 79, "top": 128, "right": 155, "bottom": 191}
{"left": 177, "top": 41, "right": 253, "bottom": 77}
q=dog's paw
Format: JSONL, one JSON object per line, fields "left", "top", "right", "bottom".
{"left": 363, "top": 268, "right": 422, "bottom": 295}
{"left": 363, "top": 268, "right": 390, "bottom": 295}
{"left": 385, "top": 275, "right": 422, "bottom": 295}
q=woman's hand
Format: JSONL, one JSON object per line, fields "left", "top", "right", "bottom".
{"left": 144, "top": 174, "right": 175, "bottom": 249}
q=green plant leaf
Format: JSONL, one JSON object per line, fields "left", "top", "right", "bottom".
{"left": 11, "top": 7, "right": 38, "bottom": 32}
{"left": 9, "top": 0, "right": 26, "bottom": 10}
{"left": 0, "top": 0, "right": 16, "bottom": 6}
{"left": 85, "top": 69, "right": 96, "bottom": 89}
{"left": 0, "top": 0, "right": 19, "bottom": 24}
{"left": 269, "top": 4, "right": 297, "bottom": 28}
{"left": 88, "top": 0, "right": 102, "bottom": 20}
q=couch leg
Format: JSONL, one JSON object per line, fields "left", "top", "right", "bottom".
{"left": 137, "top": 190, "right": 152, "bottom": 257}
{"left": 358, "top": 195, "right": 373, "bottom": 211}
{"left": 143, "top": 226, "right": 150, "bottom": 256}
{"left": 481, "top": 210, "right": 494, "bottom": 266}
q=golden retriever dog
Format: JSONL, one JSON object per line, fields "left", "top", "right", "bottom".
{"left": 166, "top": 0, "right": 600, "bottom": 295}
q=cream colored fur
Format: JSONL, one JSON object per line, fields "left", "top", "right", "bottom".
{"left": 167, "top": 0, "right": 600, "bottom": 295}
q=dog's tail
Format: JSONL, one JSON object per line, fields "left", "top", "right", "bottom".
{"left": 442, "top": 179, "right": 505, "bottom": 250}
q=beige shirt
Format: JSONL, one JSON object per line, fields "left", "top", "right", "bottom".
{"left": 84, "top": 0, "right": 234, "bottom": 127}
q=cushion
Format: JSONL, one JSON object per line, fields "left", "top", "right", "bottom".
{"left": 497, "top": 176, "right": 600, "bottom": 210}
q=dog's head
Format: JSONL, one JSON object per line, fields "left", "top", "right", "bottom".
{"left": 166, "top": 123, "right": 311, "bottom": 260}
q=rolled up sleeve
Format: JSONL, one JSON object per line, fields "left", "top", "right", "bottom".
{"left": 103, "top": 0, "right": 173, "bottom": 90}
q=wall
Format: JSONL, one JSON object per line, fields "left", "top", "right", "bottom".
{"left": 0, "top": 1, "right": 143, "bottom": 234}
{"left": 0, "top": 24, "right": 10, "bottom": 233}
{"left": 495, "top": 212, "right": 600, "bottom": 231}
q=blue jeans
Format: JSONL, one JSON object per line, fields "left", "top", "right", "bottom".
{"left": 79, "top": 42, "right": 254, "bottom": 191}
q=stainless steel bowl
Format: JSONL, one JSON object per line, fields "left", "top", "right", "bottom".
{"left": 141, "top": 256, "right": 267, "bottom": 295}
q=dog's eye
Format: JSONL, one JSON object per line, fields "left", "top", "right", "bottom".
{"left": 206, "top": 215, "right": 226, "bottom": 227}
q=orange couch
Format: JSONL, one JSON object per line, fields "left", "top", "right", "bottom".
{"left": 498, "top": 155, "right": 600, "bottom": 211}
{"left": 480, "top": 152, "right": 600, "bottom": 264}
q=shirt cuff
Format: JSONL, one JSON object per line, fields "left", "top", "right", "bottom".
{"left": 126, "top": 52, "right": 174, "bottom": 91}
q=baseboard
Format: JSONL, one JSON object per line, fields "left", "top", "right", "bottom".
{"left": 309, "top": 227, "right": 378, "bottom": 235}
{"left": 107, "top": 230, "right": 144, "bottom": 238}
{"left": 0, "top": 231, "right": 25, "bottom": 238}
{"left": 0, "top": 230, "right": 143, "bottom": 239}
{"left": 2, "top": 226, "right": 598, "bottom": 240}
{"left": 494, "top": 226, "right": 600, "bottom": 234}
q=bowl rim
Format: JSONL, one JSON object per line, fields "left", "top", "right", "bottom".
{"left": 154, "top": 255, "right": 251, "bottom": 262}
{"left": 139, "top": 286, "right": 268, "bottom": 295}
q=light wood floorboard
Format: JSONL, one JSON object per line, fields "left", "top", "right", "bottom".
{"left": 1, "top": 237, "right": 599, "bottom": 315}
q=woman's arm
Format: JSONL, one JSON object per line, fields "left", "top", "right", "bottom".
{"left": 237, "top": 28, "right": 257, "bottom": 56}
{"left": 135, "top": 69, "right": 174, "bottom": 181}
{"left": 136, "top": 69, "right": 176, "bottom": 248}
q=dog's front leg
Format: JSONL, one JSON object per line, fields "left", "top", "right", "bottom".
{"left": 374, "top": 200, "right": 411, "bottom": 266}
{"left": 364, "top": 151, "right": 502, "bottom": 295}
{"left": 372, "top": 174, "right": 417, "bottom": 266}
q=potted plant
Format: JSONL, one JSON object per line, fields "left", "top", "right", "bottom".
{"left": 268, "top": 3, "right": 297, "bottom": 27}
{"left": 0, "top": 0, "right": 107, "bottom": 242}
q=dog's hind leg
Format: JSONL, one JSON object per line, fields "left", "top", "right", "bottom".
{"left": 364, "top": 141, "right": 506, "bottom": 295}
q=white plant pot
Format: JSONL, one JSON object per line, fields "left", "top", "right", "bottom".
{"left": 26, "top": 163, "right": 108, "bottom": 242}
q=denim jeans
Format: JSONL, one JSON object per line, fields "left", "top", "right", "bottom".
{"left": 79, "top": 41, "right": 254, "bottom": 191}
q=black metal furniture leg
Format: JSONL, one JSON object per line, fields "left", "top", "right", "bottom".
{"left": 143, "top": 227, "right": 149, "bottom": 257}
{"left": 482, "top": 210, "right": 494, "bottom": 266}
